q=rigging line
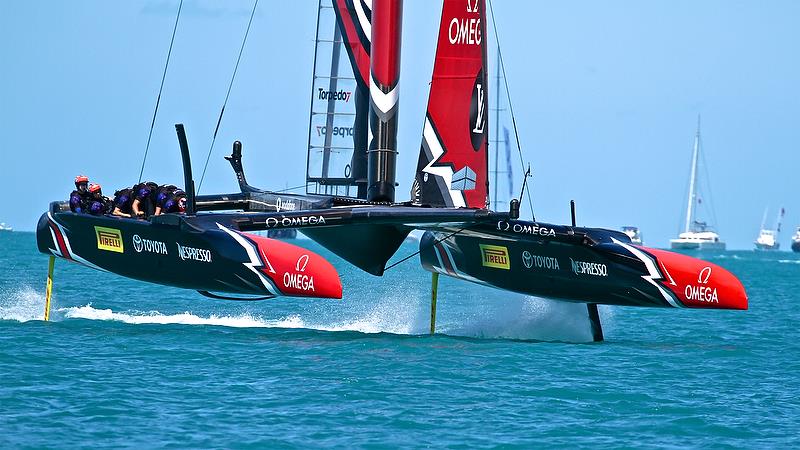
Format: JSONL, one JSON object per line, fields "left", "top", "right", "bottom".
{"left": 698, "top": 136, "right": 720, "bottom": 232}
{"left": 137, "top": 0, "right": 184, "bottom": 184}
{"left": 275, "top": 184, "right": 307, "bottom": 193}
{"left": 197, "top": 0, "right": 260, "bottom": 194}
{"left": 487, "top": 0, "right": 535, "bottom": 220}
{"left": 383, "top": 227, "right": 470, "bottom": 272}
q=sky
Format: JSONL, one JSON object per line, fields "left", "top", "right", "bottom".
{"left": 1, "top": 0, "right": 798, "bottom": 249}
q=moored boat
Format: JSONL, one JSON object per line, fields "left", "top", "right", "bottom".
{"left": 621, "top": 226, "right": 643, "bottom": 245}
{"left": 670, "top": 116, "right": 726, "bottom": 251}
{"left": 754, "top": 207, "right": 784, "bottom": 251}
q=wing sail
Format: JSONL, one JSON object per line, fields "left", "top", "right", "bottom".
{"left": 412, "top": 0, "right": 489, "bottom": 209}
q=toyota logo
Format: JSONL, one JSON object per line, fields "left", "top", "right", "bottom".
{"left": 133, "top": 234, "right": 143, "bottom": 253}
{"left": 522, "top": 251, "right": 533, "bottom": 269}
{"left": 698, "top": 267, "right": 712, "bottom": 284}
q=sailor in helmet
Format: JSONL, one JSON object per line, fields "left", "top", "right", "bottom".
{"left": 69, "top": 175, "right": 93, "bottom": 213}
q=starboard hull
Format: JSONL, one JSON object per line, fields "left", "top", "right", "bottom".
{"left": 419, "top": 220, "right": 747, "bottom": 310}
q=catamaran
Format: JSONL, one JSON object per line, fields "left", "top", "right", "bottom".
{"left": 36, "top": 0, "right": 747, "bottom": 339}
{"left": 754, "top": 207, "right": 784, "bottom": 251}
{"left": 670, "top": 117, "right": 726, "bottom": 251}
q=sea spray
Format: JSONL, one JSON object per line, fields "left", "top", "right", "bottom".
{"left": 444, "top": 295, "right": 607, "bottom": 342}
{"left": 0, "top": 285, "right": 46, "bottom": 322}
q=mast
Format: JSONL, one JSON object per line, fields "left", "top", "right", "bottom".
{"left": 492, "top": 48, "right": 500, "bottom": 210}
{"left": 684, "top": 115, "right": 701, "bottom": 233}
{"left": 367, "top": 0, "right": 403, "bottom": 202}
{"left": 776, "top": 207, "right": 785, "bottom": 234}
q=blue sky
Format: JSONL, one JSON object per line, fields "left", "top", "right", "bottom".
{"left": 1, "top": 1, "right": 797, "bottom": 249}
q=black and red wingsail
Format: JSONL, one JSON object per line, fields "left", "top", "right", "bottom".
{"left": 413, "top": 0, "right": 489, "bottom": 209}
{"left": 332, "top": 0, "right": 371, "bottom": 91}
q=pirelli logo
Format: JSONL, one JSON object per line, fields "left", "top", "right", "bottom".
{"left": 480, "top": 244, "right": 510, "bottom": 270}
{"left": 95, "top": 226, "right": 124, "bottom": 253}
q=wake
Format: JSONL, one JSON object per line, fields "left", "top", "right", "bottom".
{"left": 1, "top": 286, "right": 606, "bottom": 342}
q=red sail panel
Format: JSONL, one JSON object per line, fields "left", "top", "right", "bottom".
{"left": 370, "top": 0, "right": 402, "bottom": 90}
{"left": 412, "top": 0, "right": 488, "bottom": 209}
{"left": 333, "top": 0, "right": 371, "bottom": 89}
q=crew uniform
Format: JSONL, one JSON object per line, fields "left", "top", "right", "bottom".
{"left": 87, "top": 184, "right": 113, "bottom": 216}
{"left": 161, "top": 190, "right": 187, "bottom": 214}
{"left": 69, "top": 175, "right": 93, "bottom": 213}
{"left": 112, "top": 187, "right": 135, "bottom": 218}
{"left": 154, "top": 184, "right": 179, "bottom": 216}
{"left": 131, "top": 181, "right": 159, "bottom": 218}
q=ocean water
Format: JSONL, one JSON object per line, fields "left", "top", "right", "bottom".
{"left": 1, "top": 231, "right": 799, "bottom": 448}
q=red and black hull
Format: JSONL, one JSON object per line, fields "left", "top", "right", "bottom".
{"left": 419, "top": 220, "right": 747, "bottom": 310}
{"left": 36, "top": 205, "right": 342, "bottom": 299}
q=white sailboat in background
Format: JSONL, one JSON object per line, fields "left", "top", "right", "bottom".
{"left": 670, "top": 116, "right": 726, "bottom": 251}
{"left": 621, "top": 226, "right": 643, "bottom": 245}
{"left": 791, "top": 227, "right": 800, "bottom": 253}
{"left": 0, "top": 222, "right": 12, "bottom": 232}
{"left": 754, "top": 207, "right": 784, "bottom": 251}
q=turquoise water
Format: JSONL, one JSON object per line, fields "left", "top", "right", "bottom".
{"left": 1, "top": 231, "right": 799, "bottom": 448}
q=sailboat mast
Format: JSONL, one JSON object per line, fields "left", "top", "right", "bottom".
{"left": 367, "top": 0, "right": 403, "bottom": 202}
{"left": 492, "top": 47, "right": 500, "bottom": 210}
{"left": 684, "top": 115, "right": 701, "bottom": 233}
{"left": 776, "top": 207, "right": 784, "bottom": 234}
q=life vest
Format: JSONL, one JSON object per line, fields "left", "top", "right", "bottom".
{"left": 69, "top": 190, "right": 93, "bottom": 213}
{"left": 132, "top": 181, "right": 159, "bottom": 201}
{"left": 113, "top": 188, "right": 134, "bottom": 214}
{"left": 156, "top": 184, "right": 179, "bottom": 207}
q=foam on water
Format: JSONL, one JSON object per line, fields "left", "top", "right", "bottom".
{"left": 0, "top": 285, "right": 46, "bottom": 322}
{"left": 0, "top": 282, "right": 600, "bottom": 341}
{"left": 446, "top": 296, "right": 606, "bottom": 342}
{"left": 59, "top": 302, "right": 422, "bottom": 335}
{"left": 62, "top": 304, "right": 286, "bottom": 328}
{"left": 778, "top": 259, "right": 800, "bottom": 265}
{"left": 57, "top": 296, "right": 600, "bottom": 342}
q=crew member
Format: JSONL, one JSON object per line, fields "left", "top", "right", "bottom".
{"left": 87, "top": 183, "right": 113, "bottom": 216}
{"left": 131, "top": 181, "right": 159, "bottom": 218}
{"left": 161, "top": 190, "right": 187, "bottom": 214}
{"left": 154, "top": 184, "right": 179, "bottom": 216}
{"left": 111, "top": 187, "right": 134, "bottom": 218}
{"left": 69, "top": 175, "right": 93, "bottom": 213}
